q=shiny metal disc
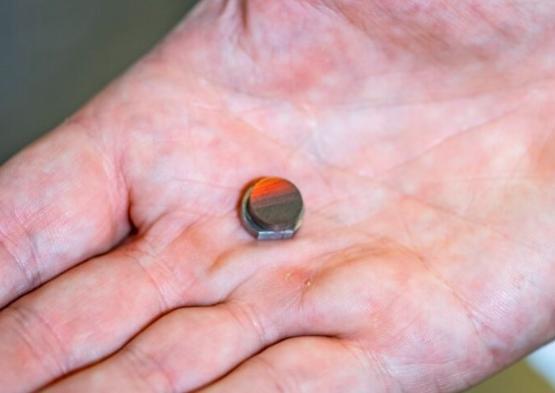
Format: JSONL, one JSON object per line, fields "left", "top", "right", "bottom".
{"left": 241, "top": 177, "right": 304, "bottom": 240}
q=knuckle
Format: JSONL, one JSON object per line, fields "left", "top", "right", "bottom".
{"left": 254, "top": 355, "right": 298, "bottom": 393}
{"left": 122, "top": 344, "right": 176, "bottom": 393}
{"left": 226, "top": 300, "right": 270, "bottom": 346}
{"left": 0, "top": 218, "right": 42, "bottom": 291}
{"left": 8, "top": 303, "right": 69, "bottom": 376}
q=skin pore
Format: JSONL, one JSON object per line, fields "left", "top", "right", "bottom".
{"left": 0, "top": 0, "right": 554, "bottom": 392}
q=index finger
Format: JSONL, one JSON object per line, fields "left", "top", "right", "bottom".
{"left": 0, "top": 121, "right": 130, "bottom": 307}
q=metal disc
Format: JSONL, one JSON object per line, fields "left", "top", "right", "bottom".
{"left": 247, "top": 177, "right": 304, "bottom": 232}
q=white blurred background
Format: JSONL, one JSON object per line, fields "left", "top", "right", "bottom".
{"left": 530, "top": 343, "right": 555, "bottom": 388}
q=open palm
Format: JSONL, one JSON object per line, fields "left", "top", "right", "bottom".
{"left": 1, "top": 1, "right": 554, "bottom": 392}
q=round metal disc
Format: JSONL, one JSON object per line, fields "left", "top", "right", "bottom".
{"left": 247, "top": 177, "right": 303, "bottom": 231}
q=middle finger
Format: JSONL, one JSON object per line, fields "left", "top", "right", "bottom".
{"left": 0, "top": 214, "right": 243, "bottom": 393}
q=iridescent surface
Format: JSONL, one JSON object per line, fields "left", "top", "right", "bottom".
{"left": 247, "top": 177, "right": 304, "bottom": 231}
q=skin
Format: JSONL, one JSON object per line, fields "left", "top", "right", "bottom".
{"left": 0, "top": 0, "right": 554, "bottom": 391}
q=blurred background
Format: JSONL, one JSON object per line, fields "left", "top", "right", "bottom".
{"left": 1, "top": 0, "right": 553, "bottom": 391}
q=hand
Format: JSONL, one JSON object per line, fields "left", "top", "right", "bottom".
{"left": 1, "top": 1, "right": 554, "bottom": 392}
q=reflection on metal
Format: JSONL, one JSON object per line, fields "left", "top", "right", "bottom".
{"left": 241, "top": 177, "right": 304, "bottom": 240}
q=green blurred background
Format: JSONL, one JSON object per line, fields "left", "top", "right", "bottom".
{"left": 1, "top": 1, "right": 553, "bottom": 391}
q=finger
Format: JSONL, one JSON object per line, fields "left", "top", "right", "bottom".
{"left": 1, "top": 207, "right": 350, "bottom": 393}
{"left": 197, "top": 336, "right": 386, "bottom": 393}
{"left": 44, "top": 303, "right": 279, "bottom": 393}
{"left": 38, "top": 221, "right": 383, "bottom": 393}
{"left": 0, "top": 214, "right": 248, "bottom": 393}
{"left": 0, "top": 123, "right": 130, "bottom": 306}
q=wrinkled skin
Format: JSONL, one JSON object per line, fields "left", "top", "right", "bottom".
{"left": 1, "top": 1, "right": 555, "bottom": 392}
